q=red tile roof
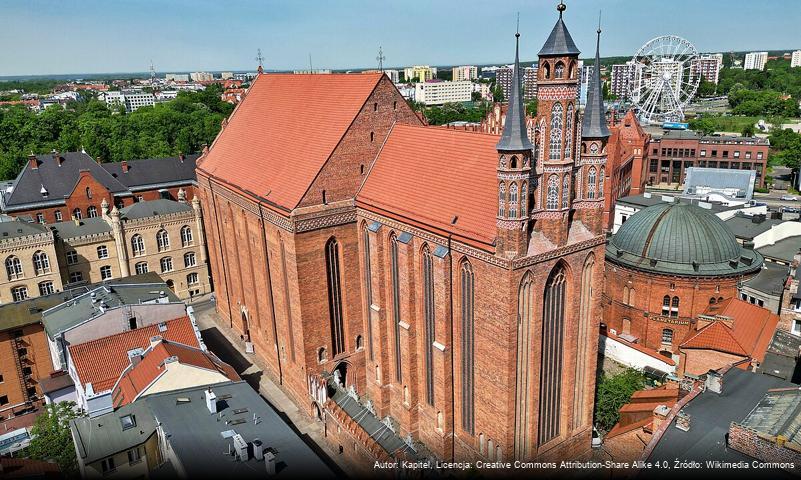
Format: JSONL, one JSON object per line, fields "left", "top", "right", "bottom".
{"left": 112, "top": 341, "right": 239, "bottom": 408}
{"left": 198, "top": 72, "right": 385, "bottom": 211}
{"left": 69, "top": 316, "right": 199, "bottom": 393}
{"left": 681, "top": 298, "right": 779, "bottom": 361}
{"left": 357, "top": 124, "right": 501, "bottom": 249}
{"left": 0, "top": 457, "right": 61, "bottom": 478}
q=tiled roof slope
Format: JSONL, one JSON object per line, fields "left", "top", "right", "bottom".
{"left": 358, "top": 124, "right": 500, "bottom": 249}
{"left": 198, "top": 73, "right": 384, "bottom": 211}
{"left": 68, "top": 316, "right": 199, "bottom": 393}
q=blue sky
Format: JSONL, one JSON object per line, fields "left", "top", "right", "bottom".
{"left": 2, "top": 0, "right": 800, "bottom": 76}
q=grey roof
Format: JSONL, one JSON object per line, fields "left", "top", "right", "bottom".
{"left": 608, "top": 202, "right": 763, "bottom": 277}
{"left": 145, "top": 382, "right": 336, "bottom": 479}
{"left": 50, "top": 217, "right": 111, "bottom": 239}
{"left": 646, "top": 368, "right": 794, "bottom": 476}
{"left": 581, "top": 30, "right": 610, "bottom": 139}
{"left": 759, "top": 330, "right": 801, "bottom": 383}
{"left": 0, "top": 219, "right": 49, "bottom": 240}
{"left": 538, "top": 13, "right": 580, "bottom": 57}
{"left": 724, "top": 213, "right": 782, "bottom": 241}
{"left": 757, "top": 235, "right": 801, "bottom": 263}
{"left": 102, "top": 154, "right": 198, "bottom": 190}
{"left": 120, "top": 199, "right": 192, "bottom": 220}
{"left": 739, "top": 388, "right": 801, "bottom": 447}
{"left": 742, "top": 261, "right": 789, "bottom": 297}
{"left": 496, "top": 33, "right": 533, "bottom": 151}
{"left": 71, "top": 400, "right": 158, "bottom": 464}
{"left": 683, "top": 167, "right": 756, "bottom": 201}
{"left": 616, "top": 194, "right": 666, "bottom": 209}
{"left": 795, "top": 268, "right": 801, "bottom": 302}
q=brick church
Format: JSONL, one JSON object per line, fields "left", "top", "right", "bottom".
{"left": 197, "top": 3, "right": 607, "bottom": 467}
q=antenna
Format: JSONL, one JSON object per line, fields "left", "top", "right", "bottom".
{"left": 376, "top": 46, "right": 386, "bottom": 72}
{"left": 256, "top": 48, "right": 264, "bottom": 73}
{"left": 309, "top": 53, "right": 313, "bottom": 72}
{"left": 149, "top": 59, "right": 156, "bottom": 85}
{"left": 516, "top": 12, "right": 520, "bottom": 35}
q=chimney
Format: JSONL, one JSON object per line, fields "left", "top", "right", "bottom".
{"left": 28, "top": 153, "right": 38, "bottom": 170}
{"left": 675, "top": 409, "right": 691, "bottom": 431}
{"left": 252, "top": 439, "right": 264, "bottom": 461}
{"left": 149, "top": 335, "right": 163, "bottom": 349}
{"left": 652, "top": 405, "right": 671, "bottom": 432}
{"left": 205, "top": 387, "right": 218, "bottom": 414}
{"left": 121, "top": 160, "right": 129, "bottom": 173}
{"left": 265, "top": 450, "right": 276, "bottom": 475}
{"left": 706, "top": 370, "right": 723, "bottom": 394}
{"left": 743, "top": 240, "right": 755, "bottom": 250}
{"left": 751, "top": 214, "right": 765, "bottom": 224}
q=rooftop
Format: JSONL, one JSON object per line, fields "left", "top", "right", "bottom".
{"left": 757, "top": 235, "right": 801, "bottom": 263}
{"left": 119, "top": 198, "right": 192, "bottom": 220}
{"left": 738, "top": 387, "right": 801, "bottom": 449}
{"left": 50, "top": 216, "right": 111, "bottom": 239}
{"left": 102, "top": 154, "right": 198, "bottom": 190}
{"left": 683, "top": 167, "right": 756, "bottom": 201}
{"left": 724, "top": 213, "right": 783, "bottom": 241}
{"left": 71, "top": 399, "right": 159, "bottom": 465}
{"left": 0, "top": 219, "right": 49, "bottom": 241}
{"left": 742, "top": 261, "right": 789, "bottom": 297}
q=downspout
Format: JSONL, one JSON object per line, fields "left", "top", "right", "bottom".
{"left": 259, "top": 204, "right": 283, "bottom": 385}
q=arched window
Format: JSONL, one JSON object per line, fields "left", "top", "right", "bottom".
{"left": 97, "top": 245, "right": 109, "bottom": 259}
{"left": 488, "top": 439, "right": 495, "bottom": 460}
{"left": 362, "top": 224, "right": 374, "bottom": 360}
{"left": 629, "top": 287, "right": 635, "bottom": 305}
{"left": 184, "top": 251, "right": 196, "bottom": 268}
{"left": 574, "top": 255, "right": 594, "bottom": 429}
{"left": 72, "top": 208, "right": 82, "bottom": 220}
{"left": 661, "top": 295, "right": 671, "bottom": 315}
{"left": 510, "top": 156, "right": 518, "bottom": 169}
{"left": 5, "top": 256, "right": 23, "bottom": 280}
{"left": 671, "top": 296, "right": 680, "bottom": 317}
{"left": 515, "top": 273, "right": 534, "bottom": 458}
{"left": 32, "top": 251, "right": 50, "bottom": 275}
{"left": 662, "top": 328, "right": 674, "bottom": 346}
{"left": 180, "top": 225, "right": 193, "bottom": 247}
{"left": 479, "top": 433, "right": 486, "bottom": 455}
{"left": 11, "top": 285, "right": 28, "bottom": 302}
{"left": 546, "top": 175, "right": 559, "bottom": 210}
{"left": 623, "top": 285, "right": 630, "bottom": 305}
{"left": 543, "top": 62, "right": 551, "bottom": 79}
{"left": 587, "top": 167, "right": 597, "bottom": 199}
{"left": 134, "top": 262, "right": 148, "bottom": 275}
{"left": 564, "top": 104, "right": 574, "bottom": 158}
{"left": 539, "top": 265, "right": 567, "bottom": 445}
{"left": 160, "top": 257, "right": 173, "bottom": 273}
{"left": 569, "top": 61, "right": 576, "bottom": 79}
{"left": 422, "top": 244, "right": 435, "bottom": 406}
{"left": 460, "top": 260, "right": 475, "bottom": 434}
{"left": 355, "top": 335, "right": 363, "bottom": 350}
{"left": 498, "top": 183, "right": 506, "bottom": 217}
{"left": 554, "top": 62, "right": 565, "bottom": 79}
{"left": 156, "top": 229, "right": 170, "bottom": 252}
{"left": 85, "top": 187, "right": 92, "bottom": 199}
{"left": 599, "top": 166, "right": 605, "bottom": 197}
{"left": 326, "top": 238, "right": 345, "bottom": 356}
{"left": 390, "top": 234, "right": 402, "bottom": 382}
{"left": 549, "top": 103, "right": 563, "bottom": 161}
{"left": 562, "top": 175, "right": 570, "bottom": 209}
{"left": 710, "top": 297, "right": 716, "bottom": 305}
{"left": 509, "top": 183, "right": 518, "bottom": 217}
{"left": 131, "top": 234, "right": 145, "bottom": 256}
{"left": 521, "top": 182, "right": 528, "bottom": 214}
{"left": 87, "top": 206, "right": 98, "bottom": 218}
{"left": 38, "top": 281, "right": 54, "bottom": 296}
{"left": 317, "top": 347, "right": 327, "bottom": 363}
{"left": 187, "top": 272, "right": 199, "bottom": 285}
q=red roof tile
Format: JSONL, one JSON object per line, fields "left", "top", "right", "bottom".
{"left": 198, "top": 73, "right": 384, "bottom": 211}
{"left": 69, "top": 316, "right": 199, "bottom": 393}
{"left": 357, "top": 124, "right": 501, "bottom": 249}
{"left": 0, "top": 458, "right": 61, "bottom": 478}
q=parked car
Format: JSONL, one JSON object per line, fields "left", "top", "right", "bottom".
{"left": 781, "top": 195, "right": 798, "bottom": 201}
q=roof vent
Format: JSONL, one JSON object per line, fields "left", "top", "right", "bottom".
{"left": 698, "top": 202, "right": 712, "bottom": 210}
{"left": 205, "top": 388, "right": 217, "bottom": 414}
{"left": 233, "top": 434, "right": 248, "bottom": 461}
{"left": 265, "top": 449, "right": 277, "bottom": 475}
{"left": 643, "top": 192, "right": 652, "bottom": 199}
{"left": 661, "top": 195, "right": 675, "bottom": 203}
{"left": 252, "top": 439, "right": 264, "bottom": 461}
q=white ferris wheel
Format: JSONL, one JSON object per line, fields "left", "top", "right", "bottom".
{"left": 629, "top": 35, "right": 700, "bottom": 124}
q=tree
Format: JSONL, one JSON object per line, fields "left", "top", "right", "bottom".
{"left": 594, "top": 368, "right": 646, "bottom": 434}
{"left": 471, "top": 91, "right": 482, "bottom": 102}
{"left": 689, "top": 117, "right": 716, "bottom": 136}
{"left": 27, "top": 401, "right": 81, "bottom": 476}
{"left": 696, "top": 78, "right": 717, "bottom": 97}
{"left": 525, "top": 99, "right": 538, "bottom": 116}
{"left": 492, "top": 83, "right": 505, "bottom": 103}
{"left": 741, "top": 124, "right": 755, "bottom": 137}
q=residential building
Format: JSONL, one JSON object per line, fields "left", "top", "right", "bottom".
{"left": 220, "top": 72, "right": 234, "bottom": 80}
{"left": 792, "top": 50, "right": 801, "bottom": 68}
{"left": 413, "top": 80, "right": 472, "bottom": 105}
{"left": 383, "top": 69, "right": 400, "bottom": 83}
{"left": 190, "top": 71, "right": 214, "bottom": 82}
{"left": 739, "top": 261, "right": 789, "bottom": 314}
{"left": 744, "top": 51, "right": 769, "bottom": 71}
{"left": 165, "top": 74, "right": 189, "bottom": 82}
{"left": 579, "top": 62, "right": 591, "bottom": 105}
{"left": 496, "top": 65, "right": 537, "bottom": 100}
{"left": 691, "top": 54, "right": 723, "bottom": 85}
{"left": 452, "top": 65, "right": 478, "bottom": 82}
{"left": 780, "top": 261, "right": 801, "bottom": 337}
{"left": 122, "top": 91, "right": 155, "bottom": 112}
{"left": 647, "top": 130, "right": 770, "bottom": 187}
{"left": 610, "top": 61, "right": 639, "bottom": 99}
{"left": 403, "top": 65, "right": 434, "bottom": 82}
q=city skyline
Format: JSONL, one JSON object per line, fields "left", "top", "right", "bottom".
{"left": 2, "top": 0, "right": 800, "bottom": 77}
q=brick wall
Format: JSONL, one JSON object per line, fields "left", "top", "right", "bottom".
{"left": 729, "top": 423, "right": 801, "bottom": 471}
{"left": 0, "top": 324, "right": 54, "bottom": 412}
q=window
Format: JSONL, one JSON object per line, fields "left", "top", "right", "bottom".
{"left": 564, "top": 104, "right": 573, "bottom": 158}
{"left": 33, "top": 251, "right": 51, "bottom": 275}
{"left": 36, "top": 213, "right": 44, "bottom": 224}
{"left": 100, "top": 265, "right": 112, "bottom": 280}
{"left": 554, "top": 61, "right": 564, "bottom": 79}
{"left": 5, "top": 256, "right": 23, "bottom": 280}
{"left": 671, "top": 296, "right": 679, "bottom": 317}
{"left": 599, "top": 166, "right": 605, "bottom": 196}
{"left": 509, "top": 183, "right": 518, "bottom": 217}
{"left": 101, "top": 457, "right": 116, "bottom": 474}
{"left": 0, "top": 396, "right": 8, "bottom": 405}
{"left": 370, "top": 132, "right": 375, "bottom": 142}
{"left": 66, "top": 250, "right": 78, "bottom": 265}
{"left": 587, "top": 167, "right": 597, "bottom": 199}
{"left": 792, "top": 320, "right": 801, "bottom": 336}
{"left": 734, "top": 151, "right": 740, "bottom": 158}
{"left": 546, "top": 175, "right": 559, "bottom": 210}
{"left": 127, "top": 447, "right": 142, "bottom": 465}
{"left": 85, "top": 187, "right": 92, "bottom": 199}
{"left": 97, "top": 245, "right": 108, "bottom": 259}
{"left": 362, "top": 225, "right": 374, "bottom": 360}
{"left": 11, "top": 286, "right": 28, "bottom": 302}
{"left": 160, "top": 257, "right": 173, "bottom": 273}
{"left": 422, "top": 245, "right": 435, "bottom": 406}
{"left": 69, "top": 271, "right": 83, "bottom": 283}
{"left": 120, "top": 414, "right": 136, "bottom": 430}
{"left": 135, "top": 262, "right": 148, "bottom": 275}
{"left": 460, "top": 260, "right": 475, "bottom": 434}
{"left": 72, "top": 208, "right": 82, "bottom": 220}
{"left": 184, "top": 252, "right": 196, "bottom": 268}
{"left": 549, "top": 103, "right": 563, "bottom": 161}
{"left": 574, "top": 256, "right": 594, "bottom": 428}
{"left": 131, "top": 234, "right": 145, "bottom": 256}
{"left": 662, "top": 295, "right": 670, "bottom": 315}
{"left": 187, "top": 272, "right": 199, "bottom": 285}
{"left": 539, "top": 265, "right": 566, "bottom": 445}
{"left": 38, "top": 281, "right": 54, "bottom": 296}
{"left": 326, "top": 238, "right": 345, "bottom": 356}
{"left": 390, "top": 234, "right": 402, "bottom": 382}
{"left": 180, "top": 225, "right": 193, "bottom": 247}
{"left": 87, "top": 206, "right": 98, "bottom": 218}
{"left": 745, "top": 151, "right": 752, "bottom": 159}
{"left": 521, "top": 182, "right": 528, "bottom": 214}
{"left": 54, "top": 210, "right": 62, "bottom": 222}
{"left": 498, "top": 183, "right": 505, "bottom": 216}
{"left": 561, "top": 175, "right": 570, "bottom": 209}
{"left": 757, "top": 152, "right": 763, "bottom": 160}
{"left": 156, "top": 229, "right": 170, "bottom": 252}
{"left": 661, "top": 328, "right": 674, "bottom": 346}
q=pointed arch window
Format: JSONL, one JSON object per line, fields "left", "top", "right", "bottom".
{"left": 521, "top": 182, "right": 528, "bottom": 214}
{"left": 587, "top": 167, "right": 597, "bottom": 199}
{"left": 515, "top": 273, "right": 534, "bottom": 458}
{"left": 599, "top": 166, "right": 605, "bottom": 197}
{"left": 564, "top": 104, "right": 574, "bottom": 158}
{"left": 498, "top": 183, "right": 506, "bottom": 217}
{"left": 422, "top": 245, "right": 435, "bottom": 405}
{"left": 539, "top": 265, "right": 567, "bottom": 445}
{"left": 181, "top": 225, "right": 193, "bottom": 247}
{"left": 460, "top": 260, "right": 475, "bottom": 434}
{"left": 326, "top": 238, "right": 345, "bottom": 356}
{"left": 87, "top": 206, "right": 98, "bottom": 218}
{"left": 549, "top": 103, "right": 564, "bottom": 161}
{"left": 390, "top": 234, "right": 402, "bottom": 382}
{"left": 574, "top": 256, "right": 594, "bottom": 429}
{"left": 562, "top": 175, "right": 570, "bottom": 209}
{"left": 554, "top": 62, "right": 565, "bottom": 79}
{"left": 546, "top": 175, "right": 559, "bottom": 210}
{"left": 362, "top": 224, "right": 374, "bottom": 360}
{"left": 32, "top": 251, "right": 50, "bottom": 275}
{"left": 509, "top": 183, "right": 518, "bottom": 217}
{"left": 662, "top": 295, "right": 671, "bottom": 315}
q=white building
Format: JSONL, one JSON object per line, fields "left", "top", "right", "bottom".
{"left": 414, "top": 81, "right": 472, "bottom": 105}
{"left": 744, "top": 52, "right": 768, "bottom": 71}
{"left": 610, "top": 61, "right": 640, "bottom": 99}
{"left": 384, "top": 69, "right": 400, "bottom": 83}
{"left": 579, "top": 62, "right": 592, "bottom": 106}
{"left": 692, "top": 54, "right": 723, "bottom": 84}
{"left": 791, "top": 50, "right": 801, "bottom": 68}
{"left": 123, "top": 91, "right": 156, "bottom": 112}
{"left": 165, "top": 73, "right": 189, "bottom": 82}
{"left": 220, "top": 72, "right": 234, "bottom": 79}
{"left": 190, "top": 71, "right": 214, "bottom": 82}
{"left": 452, "top": 65, "right": 478, "bottom": 82}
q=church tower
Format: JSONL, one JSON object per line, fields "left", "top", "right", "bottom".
{"left": 532, "top": 1, "right": 580, "bottom": 247}
{"left": 496, "top": 29, "right": 534, "bottom": 259}
{"left": 574, "top": 23, "right": 610, "bottom": 235}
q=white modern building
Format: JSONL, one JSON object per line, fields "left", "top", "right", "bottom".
{"left": 165, "top": 73, "right": 189, "bottom": 82}
{"left": 791, "top": 50, "right": 801, "bottom": 68}
{"left": 610, "top": 61, "right": 640, "bottom": 99}
{"left": 744, "top": 52, "right": 768, "bottom": 71}
{"left": 414, "top": 80, "right": 472, "bottom": 105}
{"left": 452, "top": 65, "right": 478, "bottom": 82}
{"left": 384, "top": 69, "right": 400, "bottom": 83}
{"left": 190, "top": 71, "right": 214, "bottom": 82}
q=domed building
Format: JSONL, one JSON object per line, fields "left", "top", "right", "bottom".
{"left": 603, "top": 201, "right": 763, "bottom": 359}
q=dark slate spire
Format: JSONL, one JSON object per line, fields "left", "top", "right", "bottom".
{"left": 497, "top": 30, "right": 533, "bottom": 151}
{"left": 582, "top": 22, "right": 610, "bottom": 139}
{"left": 538, "top": 2, "right": 581, "bottom": 57}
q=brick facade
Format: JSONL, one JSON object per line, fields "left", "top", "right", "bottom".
{"left": 0, "top": 323, "right": 54, "bottom": 415}
{"left": 729, "top": 422, "right": 801, "bottom": 471}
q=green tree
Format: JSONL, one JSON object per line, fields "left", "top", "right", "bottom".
{"left": 525, "top": 99, "right": 538, "bottom": 116}
{"left": 696, "top": 78, "right": 717, "bottom": 97}
{"left": 471, "top": 91, "right": 482, "bottom": 102}
{"left": 594, "top": 368, "right": 646, "bottom": 434}
{"left": 741, "top": 124, "right": 755, "bottom": 137}
{"left": 27, "top": 401, "right": 81, "bottom": 476}
{"left": 492, "top": 83, "right": 505, "bottom": 103}
{"left": 689, "top": 117, "right": 716, "bottom": 136}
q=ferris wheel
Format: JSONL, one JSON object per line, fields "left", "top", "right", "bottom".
{"left": 629, "top": 35, "right": 700, "bottom": 124}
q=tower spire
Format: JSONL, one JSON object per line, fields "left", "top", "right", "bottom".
{"left": 496, "top": 23, "right": 533, "bottom": 151}
{"left": 581, "top": 13, "right": 610, "bottom": 138}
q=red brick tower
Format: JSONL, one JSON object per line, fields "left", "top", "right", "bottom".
{"left": 532, "top": 1, "right": 581, "bottom": 247}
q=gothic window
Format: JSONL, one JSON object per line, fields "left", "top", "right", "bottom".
{"left": 562, "top": 175, "right": 570, "bottom": 209}
{"left": 422, "top": 245, "right": 435, "bottom": 406}
{"left": 574, "top": 255, "right": 594, "bottom": 429}
{"left": 599, "top": 166, "right": 605, "bottom": 197}
{"left": 156, "top": 229, "right": 170, "bottom": 252}
{"left": 5, "top": 256, "right": 23, "bottom": 280}
{"left": 549, "top": 103, "right": 563, "bottom": 161}
{"left": 546, "top": 175, "right": 559, "bottom": 210}
{"left": 131, "top": 234, "right": 145, "bottom": 256}
{"left": 564, "top": 104, "right": 574, "bottom": 158}
{"left": 390, "top": 234, "right": 402, "bottom": 382}
{"left": 569, "top": 61, "right": 576, "bottom": 79}
{"left": 587, "top": 167, "right": 597, "bottom": 199}
{"left": 326, "top": 238, "right": 345, "bottom": 356}
{"left": 85, "top": 187, "right": 92, "bottom": 199}
{"left": 32, "top": 251, "right": 50, "bottom": 275}
{"left": 280, "top": 238, "right": 296, "bottom": 362}
{"left": 671, "top": 296, "right": 680, "bottom": 317}
{"left": 509, "top": 183, "right": 518, "bottom": 217}
{"left": 539, "top": 265, "right": 567, "bottom": 445}
{"left": 515, "top": 273, "right": 534, "bottom": 458}
{"left": 555, "top": 61, "right": 565, "bottom": 79}
{"left": 521, "top": 182, "right": 528, "bottom": 214}
{"left": 662, "top": 295, "right": 671, "bottom": 315}
{"left": 181, "top": 226, "right": 193, "bottom": 247}
{"left": 460, "top": 260, "right": 475, "bottom": 434}
{"left": 543, "top": 62, "right": 551, "bottom": 79}
{"left": 362, "top": 224, "right": 374, "bottom": 360}
{"left": 498, "top": 183, "right": 506, "bottom": 217}
{"left": 590, "top": 142, "right": 599, "bottom": 154}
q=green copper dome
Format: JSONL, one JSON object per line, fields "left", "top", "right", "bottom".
{"left": 607, "top": 202, "right": 763, "bottom": 277}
